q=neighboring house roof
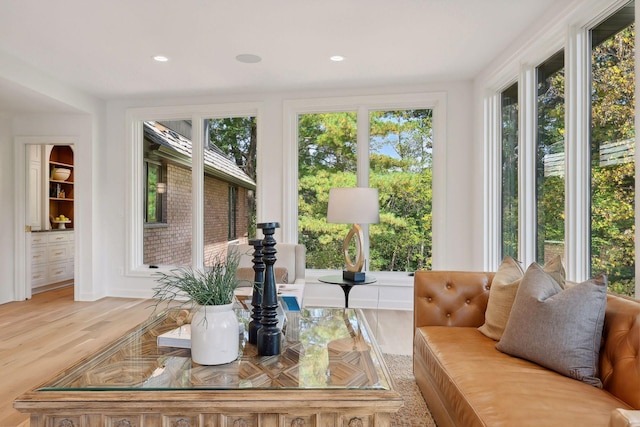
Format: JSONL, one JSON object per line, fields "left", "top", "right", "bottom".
{"left": 144, "top": 121, "right": 256, "bottom": 190}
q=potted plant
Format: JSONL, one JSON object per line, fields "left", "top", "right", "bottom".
{"left": 152, "top": 251, "right": 242, "bottom": 365}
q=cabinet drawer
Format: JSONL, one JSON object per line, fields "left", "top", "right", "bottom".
{"left": 48, "top": 232, "right": 72, "bottom": 243}
{"left": 48, "top": 261, "right": 71, "bottom": 282}
{"left": 31, "top": 233, "right": 48, "bottom": 245}
{"left": 30, "top": 264, "right": 48, "bottom": 287}
{"left": 48, "top": 245, "right": 70, "bottom": 262}
{"left": 31, "top": 247, "right": 48, "bottom": 265}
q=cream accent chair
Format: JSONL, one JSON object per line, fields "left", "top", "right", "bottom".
{"left": 228, "top": 242, "right": 306, "bottom": 285}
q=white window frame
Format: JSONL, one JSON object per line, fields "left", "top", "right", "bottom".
{"left": 125, "top": 102, "right": 263, "bottom": 276}
{"left": 282, "top": 92, "right": 448, "bottom": 269}
{"left": 483, "top": 0, "right": 638, "bottom": 297}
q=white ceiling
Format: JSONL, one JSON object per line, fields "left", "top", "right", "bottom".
{"left": 0, "top": 0, "right": 572, "bottom": 114}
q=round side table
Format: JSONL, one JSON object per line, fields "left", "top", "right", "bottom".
{"left": 318, "top": 274, "right": 377, "bottom": 308}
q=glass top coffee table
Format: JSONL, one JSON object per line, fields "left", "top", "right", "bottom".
{"left": 15, "top": 307, "right": 402, "bottom": 427}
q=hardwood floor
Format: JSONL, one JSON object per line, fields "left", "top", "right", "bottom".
{"left": 0, "top": 287, "right": 413, "bottom": 427}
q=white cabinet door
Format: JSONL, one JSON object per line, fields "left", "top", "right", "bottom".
{"left": 48, "top": 261, "right": 71, "bottom": 283}
{"left": 27, "top": 145, "right": 43, "bottom": 231}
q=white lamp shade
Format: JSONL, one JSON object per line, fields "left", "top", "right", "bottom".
{"left": 326, "top": 187, "right": 380, "bottom": 224}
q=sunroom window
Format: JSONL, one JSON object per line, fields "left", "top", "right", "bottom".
{"left": 501, "top": 83, "right": 519, "bottom": 259}
{"left": 590, "top": 2, "right": 635, "bottom": 296}
{"left": 132, "top": 112, "right": 257, "bottom": 270}
{"left": 536, "top": 50, "right": 565, "bottom": 265}
{"left": 297, "top": 107, "right": 434, "bottom": 273}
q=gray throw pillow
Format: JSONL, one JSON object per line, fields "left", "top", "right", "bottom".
{"left": 495, "top": 263, "right": 607, "bottom": 387}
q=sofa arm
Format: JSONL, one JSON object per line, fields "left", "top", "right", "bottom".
{"left": 609, "top": 409, "right": 640, "bottom": 427}
{"left": 414, "top": 270, "right": 493, "bottom": 329}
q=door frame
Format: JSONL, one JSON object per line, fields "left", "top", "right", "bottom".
{"left": 14, "top": 136, "right": 77, "bottom": 301}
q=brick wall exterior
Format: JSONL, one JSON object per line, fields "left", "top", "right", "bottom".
{"left": 144, "top": 163, "right": 250, "bottom": 266}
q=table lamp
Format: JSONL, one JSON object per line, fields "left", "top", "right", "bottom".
{"left": 326, "top": 187, "right": 380, "bottom": 281}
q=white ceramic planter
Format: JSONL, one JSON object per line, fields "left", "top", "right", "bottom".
{"left": 190, "top": 303, "right": 239, "bottom": 365}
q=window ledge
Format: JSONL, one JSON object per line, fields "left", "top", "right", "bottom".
{"left": 144, "top": 222, "right": 169, "bottom": 229}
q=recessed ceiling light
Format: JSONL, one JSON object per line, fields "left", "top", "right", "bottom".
{"left": 330, "top": 55, "right": 345, "bottom": 62}
{"left": 153, "top": 55, "right": 169, "bottom": 62}
{"left": 236, "top": 54, "right": 262, "bottom": 64}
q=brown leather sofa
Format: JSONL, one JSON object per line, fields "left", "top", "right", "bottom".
{"left": 413, "top": 270, "right": 640, "bottom": 427}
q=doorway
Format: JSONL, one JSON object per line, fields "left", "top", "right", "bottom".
{"left": 15, "top": 137, "right": 77, "bottom": 301}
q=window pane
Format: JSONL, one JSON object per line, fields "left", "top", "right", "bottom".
{"left": 591, "top": 5, "right": 635, "bottom": 297}
{"left": 205, "top": 117, "right": 257, "bottom": 265}
{"left": 536, "top": 51, "right": 565, "bottom": 265}
{"left": 143, "top": 120, "right": 193, "bottom": 266}
{"left": 369, "top": 109, "right": 433, "bottom": 271}
{"left": 501, "top": 83, "right": 519, "bottom": 259}
{"left": 145, "top": 162, "right": 161, "bottom": 223}
{"left": 298, "top": 112, "right": 357, "bottom": 269}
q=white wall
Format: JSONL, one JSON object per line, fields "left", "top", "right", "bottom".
{"left": 0, "top": 116, "right": 14, "bottom": 304}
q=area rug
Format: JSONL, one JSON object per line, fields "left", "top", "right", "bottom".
{"left": 384, "top": 353, "right": 437, "bottom": 427}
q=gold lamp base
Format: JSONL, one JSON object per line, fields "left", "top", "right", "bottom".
{"left": 342, "top": 224, "right": 366, "bottom": 282}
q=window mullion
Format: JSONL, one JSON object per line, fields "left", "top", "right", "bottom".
{"left": 356, "top": 106, "right": 371, "bottom": 269}
{"left": 483, "top": 93, "right": 502, "bottom": 270}
{"left": 192, "top": 117, "right": 205, "bottom": 269}
{"left": 637, "top": 0, "right": 640, "bottom": 298}
{"left": 519, "top": 65, "right": 538, "bottom": 267}
{"left": 565, "top": 26, "right": 591, "bottom": 282}
{"left": 356, "top": 107, "right": 370, "bottom": 187}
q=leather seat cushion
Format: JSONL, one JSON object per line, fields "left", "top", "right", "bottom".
{"left": 415, "top": 326, "right": 632, "bottom": 427}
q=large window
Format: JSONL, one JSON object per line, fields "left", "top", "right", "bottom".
{"left": 501, "top": 83, "right": 519, "bottom": 259}
{"left": 130, "top": 106, "right": 259, "bottom": 271}
{"left": 207, "top": 117, "right": 257, "bottom": 239}
{"left": 143, "top": 120, "right": 193, "bottom": 266}
{"left": 536, "top": 51, "right": 565, "bottom": 265}
{"left": 298, "top": 112, "right": 357, "bottom": 269}
{"left": 369, "top": 110, "right": 433, "bottom": 271}
{"left": 590, "top": 4, "right": 635, "bottom": 295}
{"left": 296, "top": 106, "right": 434, "bottom": 273}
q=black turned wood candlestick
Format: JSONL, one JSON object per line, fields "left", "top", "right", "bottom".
{"left": 248, "top": 238, "right": 265, "bottom": 345}
{"left": 257, "top": 222, "right": 281, "bottom": 356}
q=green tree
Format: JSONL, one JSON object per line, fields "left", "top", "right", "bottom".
{"left": 298, "top": 113, "right": 358, "bottom": 177}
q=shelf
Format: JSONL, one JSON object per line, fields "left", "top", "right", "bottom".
{"left": 50, "top": 179, "right": 74, "bottom": 185}
{"left": 50, "top": 198, "right": 74, "bottom": 202}
{"left": 50, "top": 160, "right": 74, "bottom": 169}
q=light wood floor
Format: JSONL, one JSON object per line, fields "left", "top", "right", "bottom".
{"left": 0, "top": 286, "right": 413, "bottom": 427}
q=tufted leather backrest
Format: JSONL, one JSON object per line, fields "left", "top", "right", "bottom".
{"left": 600, "top": 294, "right": 640, "bottom": 409}
{"left": 414, "top": 271, "right": 493, "bottom": 329}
